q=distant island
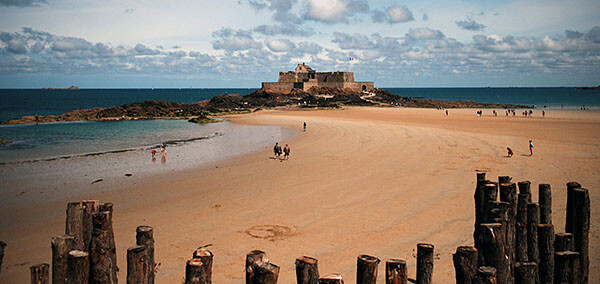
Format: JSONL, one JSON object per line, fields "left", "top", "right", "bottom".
{"left": 41, "top": 85, "right": 80, "bottom": 90}
{"left": 576, "top": 85, "right": 600, "bottom": 90}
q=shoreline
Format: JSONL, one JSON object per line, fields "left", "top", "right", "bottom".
{"left": 0, "top": 106, "right": 598, "bottom": 283}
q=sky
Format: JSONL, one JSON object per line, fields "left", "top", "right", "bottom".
{"left": 0, "top": 0, "right": 599, "bottom": 88}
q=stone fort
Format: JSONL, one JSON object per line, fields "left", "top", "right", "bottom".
{"left": 262, "top": 63, "right": 374, "bottom": 93}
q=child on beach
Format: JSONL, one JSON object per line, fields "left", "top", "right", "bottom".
{"left": 283, "top": 144, "right": 290, "bottom": 160}
{"left": 507, "top": 147, "right": 513, "bottom": 158}
{"left": 529, "top": 140, "right": 534, "bottom": 156}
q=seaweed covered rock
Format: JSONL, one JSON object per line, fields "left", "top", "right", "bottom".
{"left": 206, "top": 94, "right": 248, "bottom": 112}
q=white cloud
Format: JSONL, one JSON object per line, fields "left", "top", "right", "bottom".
{"left": 305, "top": 0, "right": 348, "bottom": 23}
{"left": 406, "top": 28, "right": 445, "bottom": 40}
{"left": 0, "top": 0, "right": 45, "bottom": 7}
{"left": 211, "top": 28, "right": 262, "bottom": 51}
{"left": 265, "top": 38, "right": 296, "bottom": 52}
{"left": 456, "top": 19, "right": 486, "bottom": 31}
{"left": 386, "top": 5, "right": 414, "bottom": 23}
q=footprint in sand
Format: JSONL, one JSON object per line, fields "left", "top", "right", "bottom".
{"left": 245, "top": 225, "right": 293, "bottom": 241}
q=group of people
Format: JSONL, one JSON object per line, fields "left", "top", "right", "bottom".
{"left": 150, "top": 143, "right": 167, "bottom": 162}
{"left": 273, "top": 142, "right": 290, "bottom": 160}
{"left": 506, "top": 140, "right": 534, "bottom": 158}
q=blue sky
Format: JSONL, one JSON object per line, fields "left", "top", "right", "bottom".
{"left": 0, "top": 0, "right": 599, "bottom": 88}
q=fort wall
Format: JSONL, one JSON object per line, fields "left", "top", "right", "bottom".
{"left": 264, "top": 64, "right": 374, "bottom": 93}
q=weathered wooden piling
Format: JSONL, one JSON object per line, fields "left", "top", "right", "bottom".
{"left": 385, "top": 259, "right": 407, "bottom": 284}
{"left": 356, "top": 254, "right": 380, "bottom": 284}
{"left": 90, "top": 229, "right": 116, "bottom": 284}
{"left": 526, "top": 203, "right": 539, "bottom": 264}
{"left": 474, "top": 173, "right": 487, "bottom": 239}
{"left": 479, "top": 223, "right": 509, "bottom": 284}
{"left": 537, "top": 224, "right": 554, "bottom": 284}
{"left": 516, "top": 193, "right": 529, "bottom": 262}
{"left": 127, "top": 245, "right": 149, "bottom": 284}
{"left": 136, "top": 225, "right": 155, "bottom": 284}
{"left": 565, "top": 182, "right": 581, "bottom": 232}
{"left": 500, "top": 182, "right": 517, "bottom": 276}
{"left": 66, "top": 202, "right": 85, "bottom": 251}
{"left": 473, "top": 266, "right": 496, "bottom": 284}
{"left": 319, "top": 274, "right": 344, "bottom": 284}
{"left": 0, "top": 241, "right": 5, "bottom": 277}
{"left": 186, "top": 247, "right": 213, "bottom": 284}
{"left": 554, "top": 251, "right": 580, "bottom": 284}
{"left": 514, "top": 262, "right": 537, "bottom": 284}
{"left": 452, "top": 246, "right": 478, "bottom": 284}
{"left": 538, "top": 184, "right": 552, "bottom": 224}
{"left": 246, "top": 250, "right": 266, "bottom": 283}
{"left": 565, "top": 185, "right": 590, "bottom": 284}
{"left": 477, "top": 182, "right": 498, "bottom": 266}
{"left": 416, "top": 243, "right": 434, "bottom": 284}
{"left": 67, "top": 250, "right": 89, "bottom": 284}
{"left": 82, "top": 200, "right": 99, "bottom": 251}
{"left": 517, "top": 181, "right": 531, "bottom": 202}
{"left": 251, "top": 262, "right": 280, "bottom": 284}
{"left": 30, "top": 263, "right": 49, "bottom": 284}
{"left": 296, "top": 256, "right": 319, "bottom": 284}
{"left": 92, "top": 211, "right": 117, "bottom": 283}
{"left": 498, "top": 175, "right": 512, "bottom": 184}
{"left": 555, "top": 232, "right": 574, "bottom": 252}
{"left": 51, "top": 235, "right": 75, "bottom": 284}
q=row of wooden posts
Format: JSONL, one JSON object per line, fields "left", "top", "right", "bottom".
{"left": 0, "top": 173, "right": 591, "bottom": 283}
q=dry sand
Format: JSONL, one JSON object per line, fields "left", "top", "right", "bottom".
{"left": 0, "top": 107, "right": 598, "bottom": 283}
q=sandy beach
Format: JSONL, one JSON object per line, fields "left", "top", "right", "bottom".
{"left": 0, "top": 107, "right": 598, "bottom": 283}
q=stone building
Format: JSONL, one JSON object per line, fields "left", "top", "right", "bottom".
{"left": 262, "top": 63, "right": 374, "bottom": 93}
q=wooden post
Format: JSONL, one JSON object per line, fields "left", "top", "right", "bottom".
{"left": 565, "top": 187, "right": 590, "bottom": 284}
{"left": 477, "top": 183, "right": 497, "bottom": 266}
{"left": 0, "top": 241, "right": 5, "bottom": 277}
{"left": 99, "top": 202, "right": 113, "bottom": 213}
{"left": 514, "top": 262, "right": 537, "bottom": 284}
{"left": 356, "top": 254, "right": 379, "bottom": 284}
{"left": 30, "top": 263, "right": 49, "bottom": 284}
{"left": 473, "top": 266, "right": 496, "bottom": 284}
{"left": 127, "top": 245, "right": 149, "bottom": 284}
{"left": 516, "top": 193, "right": 529, "bottom": 262}
{"left": 526, "top": 203, "right": 539, "bottom": 263}
{"left": 538, "top": 184, "right": 552, "bottom": 224}
{"left": 452, "top": 246, "right": 477, "bottom": 284}
{"left": 296, "top": 256, "right": 319, "bottom": 284}
{"left": 136, "top": 225, "right": 155, "bottom": 284}
{"left": 479, "top": 223, "right": 509, "bottom": 284}
{"left": 500, "top": 182, "right": 517, "bottom": 277}
{"left": 251, "top": 262, "right": 280, "bottom": 284}
{"left": 66, "top": 202, "right": 85, "bottom": 251}
{"left": 554, "top": 251, "right": 580, "bottom": 284}
{"left": 82, "top": 200, "right": 99, "bottom": 251}
{"left": 517, "top": 181, "right": 532, "bottom": 202}
{"left": 67, "top": 250, "right": 89, "bottom": 284}
{"left": 555, "top": 233, "right": 574, "bottom": 252}
{"left": 565, "top": 182, "right": 581, "bottom": 234}
{"left": 319, "top": 274, "right": 344, "bottom": 284}
{"left": 90, "top": 229, "right": 116, "bottom": 284}
{"left": 186, "top": 247, "right": 213, "bottom": 284}
{"left": 246, "top": 250, "right": 266, "bottom": 284}
{"left": 51, "top": 235, "right": 75, "bottom": 284}
{"left": 385, "top": 259, "right": 407, "bottom": 284}
{"left": 498, "top": 175, "right": 512, "bottom": 184}
{"left": 537, "top": 224, "right": 554, "bottom": 284}
{"left": 92, "top": 212, "right": 117, "bottom": 283}
{"left": 416, "top": 243, "right": 434, "bottom": 284}
{"left": 474, "top": 173, "right": 487, "bottom": 242}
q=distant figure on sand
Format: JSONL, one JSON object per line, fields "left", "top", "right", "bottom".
{"left": 529, "top": 140, "right": 534, "bottom": 156}
{"left": 273, "top": 142, "right": 282, "bottom": 159}
{"left": 303, "top": 122, "right": 307, "bottom": 132}
{"left": 542, "top": 110, "right": 545, "bottom": 117}
{"left": 445, "top": 109, "right": 448, "bottom": 116}
{"left": 507, "top": 147, "right": 513, "bottom": 158}
{"left": 283, "top": 144, "right": 290, "bottom": 160}
{"left": 151, "top": 149, "right": 156, "bottom": 158}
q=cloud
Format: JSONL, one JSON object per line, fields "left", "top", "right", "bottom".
{"left": 386, "top": 5, "right": 414, "bottom": 23}
{"left": 565, "top": 30, "right": 584, "bottom": 39}
{"left": 456, "top": 19, "right": 486, "bottom": 31}
{"left": 211, "top": 27, "right": 262, "bottom": 51}
{"left": 0, "top": 0, "right": 45, "bottom": 7}
{"left": 406, "top": 28, "right": 445, "bottom": 40}
{"left": 304, "top": 0, "right": 369, "bottom": 24}
{"left": 254, "top": 23, "right": 313, "bottom": 36}
{"left": 244, "top": 0, "right": 302, "bottom": 23}
{"left": 265, "top": 38, "right": 296, "bottom": 52}
{"left": 587, "top": 26, "right": 600, "bottom": 43}
{"left": 123, "top": 8, "right": 135, "bottom": 14}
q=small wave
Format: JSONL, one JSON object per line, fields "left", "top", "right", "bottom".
{"left": 0, "top": 132, "right": 223, "bottom": 165}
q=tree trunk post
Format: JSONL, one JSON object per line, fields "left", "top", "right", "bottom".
{"left": 30, "top": 263, "right": 50, "bottom": 284}
{"left": 385, "top": 259, "right": 407, "bottom": 284}
{"left": 565, "top": 182, "right": 581, "bottom": 234}
{"left": 319, "top": 274, "right": 344, "bottom": 284}
{"left": 538, "top": 184, "right": 552, "bottom": 225}
{"left": 517, "top": 181, "right": 532, "bottom": 202}
{"left": 516, "top": 193, "right": 529, "bottom": 262}
{"left": 99, "top": 202, "right": 113, "bottom": 214}
{"left": 90, "top": 229, "right": 116, "bottom": 284}
{"left": 127, "top": 245, "right": 149, "bottom": 284}
{"left": 67, "top": 250, "right": 89, "bottom": 284}
{"left": 356, "top": 254, "right": 379, "bottom": 284}
{"left": 92, "top": 212, "right": 117, "bottom": 283}
{"left": 526, "top": 203, "right": 539, "bottom": 264}
{"left": 66, "top": 202, "right": 85, "bottom": 251}
{"left": 246, "top": 250, "right": 266, "bottom": 284}
{"left": 136, "top": 225, "right": 155, "bottom": 284}
{"left": 0, "top": 241, "right": 5, "bottom": 277}
{"left": 565, "top": 187, "right": 590, "bottom": 284}
{"left": 296, "top": 256, "right": 319, "bottom": 284}
{"left": 452, "top": 246, "right": 478, "bottom": 284}
{"left": 82, "top": 200, "right": 99, "bottom": 251}
{"left": 51, "top": 235, "right": 75, "bottom": 284}
{"left": 416, "top": 243, "right": 434, "bottom": 284}
{"left": 514, "top": 262, "right": 537, "bottom": 284}
{"left": 186, "top": 247, "right": 213, "bottom": 284}
{"left": 554, "top": 233, "right": 573, "bottom": 252}
{"left": 554, "top": 251, "right": 580, "bottom": 284}
{"left": 479, "top": 223, "right": 509, "bottom": 284}
{"left": 473, "top": 266, "right": 496, "bottom": 284}
{"left": 498, "top": 176, "right": 512, "bottom": 184}
{"left": 537, "top": 224, "right": 554, "bottom": 284}
{"left": 500, "top": 182, "right": 517, "bottom": 277}
{"left": 251, "top": 262, "right": 280, "bottom": 284}
{"left": 477, "top": 183, "right": 497, "bottom": 266}
{"left": 474, "top": 173, "right": 487, "bottom": 246}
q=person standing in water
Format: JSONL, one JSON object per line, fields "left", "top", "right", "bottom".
{"left": 529, "top": 140, "right": 534, "bottom": 156}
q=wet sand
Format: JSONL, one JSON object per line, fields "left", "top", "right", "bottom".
{"left": 0, "top": 107, "right": 598, "bottom": 283}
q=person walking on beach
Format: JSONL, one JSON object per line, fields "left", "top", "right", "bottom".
{"left": 507, "top": 147, "right": 513, "bottom": 158}
{"left": 283, "top": 144, "right": 290, "bottom": 160}
{"left": 529, "top": 140, "right": 534, "bottom": 156}
{"left": 273, "top": 142, "right": 282, "bottom": 159}
{"left": 445, "top": 109, "right": 448, "bottom": 116}
{"left": 303, "top": 122, "right": 307, "bottom": 132}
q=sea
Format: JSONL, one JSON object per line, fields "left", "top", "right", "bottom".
{"left": 0, "top": 87, "right": 598, "bottom": 166}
